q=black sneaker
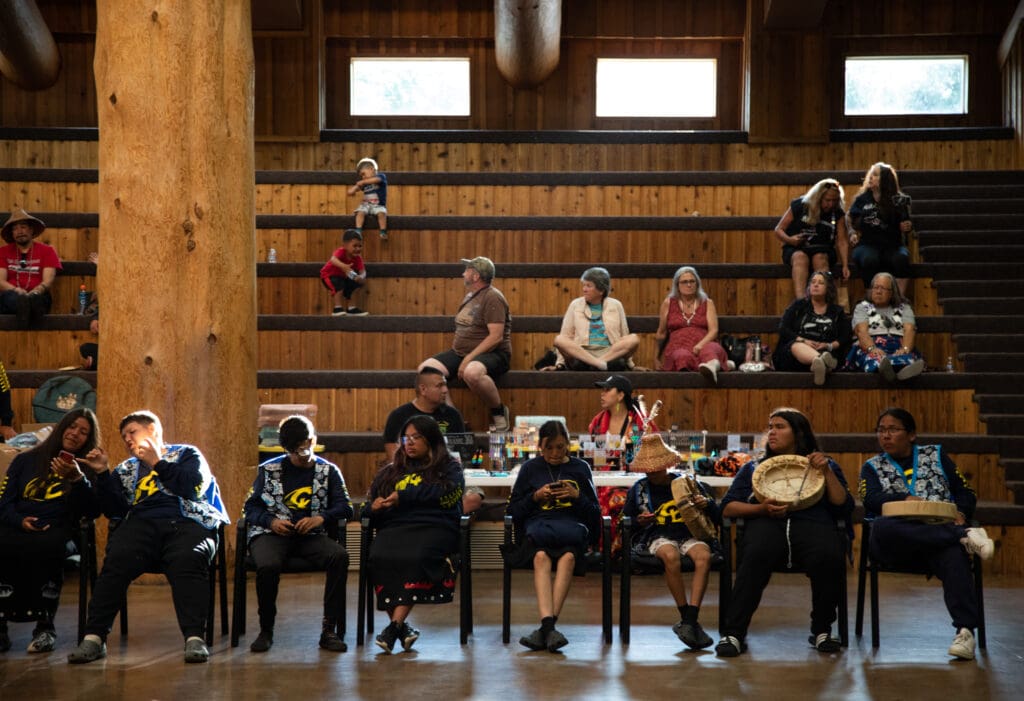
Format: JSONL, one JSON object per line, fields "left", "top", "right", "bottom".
{"left": 519, "top": 627, "right": 547, "bottom": 651}
{"left": 673, "top": 621, "right": 713, "bottom": 649}
{"left": 375, "top": 622, "right": 399, "bottom": 654}
{"left": 398, "top": 622, "right": 419, "bottom": 651}
{"left": 319, "top": 630, "right": 348, "bottom": 652}
{"left": 546, "top": 627, "right": 568, "bottom": 652}
{"left": 715, "top": 635, "right": 746, "bottom": 657}
{"left": 346, "top": 307, "right": 369, "bottom": 316}
{"left": 809, "top": 632, "right": 842, "bottom": 653}
{"left": 250, "top": 630, "right": 273, "bottom": 653}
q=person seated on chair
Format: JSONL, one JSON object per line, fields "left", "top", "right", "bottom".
{"left": 366, "top": 415, "right": 464, "bottom": 654}
{"left": 507, "top": 419, "right": 601, "bottom": 653}
{"left": 715, "top": 407, "right": 853, "bottom": 658}
{"left": 541, "top": 267, "right": 640, "bottom": 371}
{"left": 860, "top": 407, "right": 994, "bottom": 661}
{"left": 382, "top": 367, "right": 466, "bottom": 461}
{"left": 243, "top": 415, "right": 353, "bottom": 654}
{"left": 621, "top": 431, "right": 719, "bottom": 650}
{"left": 68, "top": 410, "right": 230, "bottom": 665}
{"left": 0, "top": 408, "right": 102, "bottom": 655}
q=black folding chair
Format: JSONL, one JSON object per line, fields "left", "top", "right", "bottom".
{"left": 356, "top": 515, "right": 473, "bottom": 645}
{"left": 855, "top": 518, "right": 986, "bottom": 649}
{"left": 618, "top": 515, "right": 731, "bottom": 645}
{"left": 500, "top": 514, "right": 613, "bottom": 645}
{"left": 230, "top": 516, "right": 348, "bottom": 647}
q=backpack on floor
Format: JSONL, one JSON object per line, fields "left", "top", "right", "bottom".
{"left": 32, "top": 375, "right": 96, "bottom": 423}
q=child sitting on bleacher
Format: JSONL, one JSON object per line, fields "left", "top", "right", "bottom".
{"left": 348, "top": 157, "right": 388, "bottom": 240}
{"left": 319, "top": 229, "right": 368, "bottom": 316}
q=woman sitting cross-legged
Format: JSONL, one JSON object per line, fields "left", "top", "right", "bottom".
{"left": 507, "top": 420, "right": 601, "bottom": 653}
{"left": 366, "top": 415, "right": 464, "bottom": 653}
{"left": 772, "top": 271, "right": 852, "bottom": 386}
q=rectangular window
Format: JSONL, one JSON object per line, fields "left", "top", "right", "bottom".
{"left": 350, "top": 58, "right": 470, "bottom": 117}
{"left": 595, "top": 58, "right": 717, "bottom": 118}
{"left": 844, "top": 56, "right": 968, "bottom": 116}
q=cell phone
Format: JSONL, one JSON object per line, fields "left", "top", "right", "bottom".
{"left": 59, "top": 450, "right": 76, "bottom": 462}
{"left": 547, "top": 481, "right": 564, "bottom": 488}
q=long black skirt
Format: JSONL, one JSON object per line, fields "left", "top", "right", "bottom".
{"left": 369, "top": 522, "right": 458, "bottom": 610}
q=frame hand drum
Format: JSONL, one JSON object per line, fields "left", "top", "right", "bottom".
{"left": 752, "top": 454, "right": 825, "bottom": 511}
{"left": 881, "top": 500, "right": 958, "bottom": 524}
{"left": 670, "top": 473, "right": 717, "bottom": 542}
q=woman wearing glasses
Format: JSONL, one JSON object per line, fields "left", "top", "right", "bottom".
{"left": 844, "top": 271, "right": 925, "bottom": 382}
{"left": 366, "top": 415, "right": 464, "bottom": 653}
{"left": 773, "top": 178, "right": 851, "bottom": 299}
{"left": 860, "top": 407, "right": 993, "bottom": 660}
{"left": 772, "top": 271, "right": 852, "bottom": 386}
{"left": 656, "top": 266, "right": 731, "bottom": 384}
{"left": 507, "top": 420, "right": 600, "bottom": 652}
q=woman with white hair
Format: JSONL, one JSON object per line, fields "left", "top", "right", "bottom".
{"left": 544, "top": 267, "right": 640, "bottom": 371}
{"left": 655, "top": 266, "right": 730, "bottom": 384}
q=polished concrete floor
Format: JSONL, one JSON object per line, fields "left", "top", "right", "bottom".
{"left": 1, "top": 570, "right": 1022, "bottom": 701}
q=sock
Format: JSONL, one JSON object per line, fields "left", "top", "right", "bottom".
{"left": 677, "top": 605, "right": 688, "bottom": 621}
{"left": 83, "top": 634, "right": 102, "bottom": 645}
{"left": 354, "top": 227, "right": 362, "bottom": 233}
{"left": 682, "top": 604, "right": 699, "bottom": 625}
{"left": 379, "top": 229, "right": 387, "bottom": 237}
{"left": 540, "top": 616, "right": 556, "bottom": 633}
{"left": 491, "top": 404, "right": 506, "bottom": 417}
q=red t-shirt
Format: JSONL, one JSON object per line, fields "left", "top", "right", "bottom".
{"left": 1, "top": 242, "right": 62, "bottom": 291}
{"left": 319, "top": 247, "right": 365, "bottom": 281}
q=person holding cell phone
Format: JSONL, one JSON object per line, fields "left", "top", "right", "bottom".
{"left": 773, "top": 179, "right": 851, "bottom": 300}
{"left": 507, "top": 420, "right": 601, "bottom": 652}
{"left": 0, "top": 408, "right": 103, "bottom": 654}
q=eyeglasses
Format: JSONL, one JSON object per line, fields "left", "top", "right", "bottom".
{"left": 875, "top": 427, "right": 905, "bottom": 436}
{"left": 679, "top": 279, "right": 697, "bottom": 285}
{"left": 402, "top": 433, "right": 424, "bottom": 444}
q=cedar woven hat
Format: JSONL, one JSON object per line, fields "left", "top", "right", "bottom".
{"left": 2, "top": 209, "right": 46, "bottom": 244}
{"left": 629, "top": 432, "right": 682, "bottom": 474}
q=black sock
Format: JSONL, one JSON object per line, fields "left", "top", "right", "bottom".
{"left": 540, "top": 616, "right": 556, "bottom": 632}
{"left": 681, "top": 604, "right": 699, "bottom": 624}
{"left": 491, "top": 404, "right": 505, "bottom": 417}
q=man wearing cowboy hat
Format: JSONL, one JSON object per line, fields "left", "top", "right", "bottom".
{"left": 0, "top": 209, "right": 63, "bottom": 328}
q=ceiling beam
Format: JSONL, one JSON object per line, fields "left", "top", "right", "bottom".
{"left": 763, "top": 0, "right": 830, "bottom": 30}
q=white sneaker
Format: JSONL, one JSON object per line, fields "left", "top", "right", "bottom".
{"left": 491, "top": 406, "right": 510, "bottom": 432}
{"left": 896, "top": 358, "right": 925, "bottom": 381}
{"left": 811, "top": 356, "right": 827, "bottom": 386}
{"left": 820, "top": 351, "right": 838, "bottom": 371}
{"left": 948, "top": 627, "right": 975, "bottom": 660}
{"left": 961, "top": 527, "right": 995, "bottom": 560}
{"left": 698, "top": 359, "right": 720, "bottom": 385}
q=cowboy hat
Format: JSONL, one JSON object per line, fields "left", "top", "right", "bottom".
{"left": 2, "top": 209, "right": 46, "bottom": 244}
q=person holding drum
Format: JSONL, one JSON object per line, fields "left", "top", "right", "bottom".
{"left": 860, "top": 407, "right": 994, "bottom": 660}
{"left": 715, "top": 407, "right": 853, "bottom": 657}
{"left": 622, "top": 431, "right": 719, "bottom": 649}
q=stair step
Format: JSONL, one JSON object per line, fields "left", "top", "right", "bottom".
{"left": 940, "top": 297, "right": 1024, "bottom": 314}
{"left": 920, "top": 245, "right": 1024, "bottom": 262}
{"left": 1001, "top": 459, "right": 1024, "bottom": 481}
{"left": 1006, "top": 481, "right": 1024, "bottom": 504}
{"left": 918, "top": 231, "right": 1024, "bottom": 247}
{"left": 980, "top": 414, "right": 1024, "bottom": 435}
{"left": 914, "top": 198, "right": 1024, "bottom": 214}
{"left": 906, "top": 185, "right": 1024, "bottom": 199}
{"left": 962, "top": 354, "right": 1024, "bottom": 372}
{"left": 917, "top": 262, "right": 1024, "bottom": 279}
{"left": 934, "top": 281, "right": 1024, "bottom": 298}
{"left": 953, "top": 336, "right": 1024, "bottom": 352}
{"left": 974, "top": 393, "right": 1024, "bottom": 413}
{"left": 915, "top": 213, "right": 1022, "bottom": 230}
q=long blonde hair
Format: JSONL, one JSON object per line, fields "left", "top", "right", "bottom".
{"left": 801, "top": 178, "right": 844, "bottom": 225}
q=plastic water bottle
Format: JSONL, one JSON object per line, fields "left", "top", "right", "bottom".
{"left": 946, "top": 356, "right": 955, "bottom": 373}
{"left": 267, "top": 248, "right": 277, "bottom": 263}
{"left": 78, "top": 285, "right": 89, "bottom": 315}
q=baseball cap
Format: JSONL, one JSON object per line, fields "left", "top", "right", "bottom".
{"left": 594, "top": 375, "right": 632, "bottom": 395}
{"left": 460, "top": 256, "right": 495, "bottom": 281}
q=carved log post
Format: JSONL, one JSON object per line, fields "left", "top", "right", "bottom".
{"left": 93, "top": 1, "right": 256, "bottom": 559}
{"left": 495, "top": 0, "right": 562, "bottom": 88}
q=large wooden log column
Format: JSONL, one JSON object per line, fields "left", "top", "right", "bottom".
{"left": 93, "top": 1, "right": 256, "bottom": 554}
